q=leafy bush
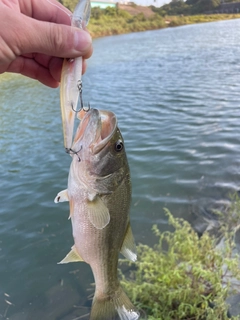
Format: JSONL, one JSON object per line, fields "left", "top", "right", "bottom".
{"left": 58, "top": 0, "right": 78, "bottom": 11}
{"left": 104, "top": 7, "right": 117, "bottom": 16}
{"left": 154, "top": 0, "right": 223, "bottom": 16}
{"left": 56, "top": 1, "right": 240, "bottom": 38}
{"left": 120, "top": 194, "right": 240, "bottom": 319}
{"left": 91, "top": 7, "right": 103, "bottom": 20}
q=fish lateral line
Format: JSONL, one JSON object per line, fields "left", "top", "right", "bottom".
{"left": 56, "top": 103, "right": 139, "bottom": 318}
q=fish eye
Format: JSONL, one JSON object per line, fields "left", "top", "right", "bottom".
{"left": 115, "top": 140, "right": 124, "bottom": 152}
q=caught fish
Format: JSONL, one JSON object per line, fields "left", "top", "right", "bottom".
{"left": 55, "top": 108, "right": 139, "bottom": 320}
{"left": 60, "top": 0, "right": 91, "bottom": 151}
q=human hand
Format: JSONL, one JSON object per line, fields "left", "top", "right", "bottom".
{"left": 0, "top": 0, "right": 93, "bottom": 88}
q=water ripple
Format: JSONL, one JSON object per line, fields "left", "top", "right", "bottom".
{"left": 1, "top": 19, "right": 240, "bottom": 318}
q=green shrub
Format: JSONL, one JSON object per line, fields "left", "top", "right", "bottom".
{"left": 104, "top": 6, "right": 117, "bottom": 16}
{"left": 134, "top": 13, "right": 146, "bottom": 22}
{"left": 91, "top": 7, "right": 103, "bottom": 20}
{"left": 120, "top": 194, "right": 240, "bottom": 319}
{"left": 117, "top": 9, "right": 132, "bottom": 19}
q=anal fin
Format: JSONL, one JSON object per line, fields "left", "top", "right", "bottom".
{"left": 58, "top": 245, "right": 84, "bottom": 264}
{"left": 120, "top": 223, "right": 137, "bottom": 262}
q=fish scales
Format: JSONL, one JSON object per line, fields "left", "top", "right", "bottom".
{"left": 55, "top": 109, "right": 139, "bottom": 320}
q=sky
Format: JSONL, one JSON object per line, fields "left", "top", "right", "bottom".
{"left": 155, "top": 0, "right": 171, "bottom": 6}
{"left": 132, "top": 0, "right": 171, "bottom": 8}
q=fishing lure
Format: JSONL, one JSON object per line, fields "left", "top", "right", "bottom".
{"left": 60, "top": 0, "right": 91, "bottom": 152}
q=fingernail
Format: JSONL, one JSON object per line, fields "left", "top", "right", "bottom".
{"left": 73, "top": 30, "right": 92, "bottom": 53}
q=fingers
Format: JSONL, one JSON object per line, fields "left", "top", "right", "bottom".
{"left": 48, "top": 57, "right": 63, "bottom": 83}
{"left": 0, "top": 1, "right": 92, "bottom": 87}
{"left": 7, "top": 55, "right": 89, "bottom": 88}
{"left": 49, "top": 57, "right": 88, "bottom": 84}
{"left": 0, "top": 3, "right": 92, "bottom": 60}
{"left": 19, "top": 0, "right": 72, "bottom": 25}
{"left": 18, "top": 15, "right": 92, "bottom": 59}
{"left": 7, "top": 56, "right": 59, "bottom": 88}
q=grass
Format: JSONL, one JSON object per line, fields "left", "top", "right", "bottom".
{"left": 58, "top": 1, "right": 240, "bottom": 38}
{"left": 0, "top": 73, "right": 20, "bottom": 83}
{"left": 165, "top": 13, "right": 240, "bottom": 27}
{"left": 120, "top": 193, "right": 240, "bottom": 319}
{"left": 88, "top": 8, "right": 166, "bottom": 38}
{"left": 87, "top": 8, "right": 240, "bottom": 38}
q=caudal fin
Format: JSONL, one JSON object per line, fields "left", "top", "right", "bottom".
{"left": 90, "top": 286, "right": 140, "bottom": 320}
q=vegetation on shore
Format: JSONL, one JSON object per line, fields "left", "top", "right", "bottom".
{"left": 89, "top": 7, "right": 165, "bottom": 38}
{"left": 157, "top": 0, "right": 240, "bottom": 16}
{"left": 120, "top": 193, "right": 240, "bottom": 319}
{"left": 57, "top": 0, "right": 240, "bottom": 38}
{"left": 89, "top": 9, "right": 240, "bottom": 38}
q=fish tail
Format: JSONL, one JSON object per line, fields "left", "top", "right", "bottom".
{"left": 90, "top": 286, "right": 140, "bottom": 320}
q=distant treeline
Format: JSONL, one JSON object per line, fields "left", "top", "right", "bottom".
{"left": 155, "top": 0, "right": 240, "bottom": 16}
{"left": 58, "top": 0, "right": 240, "bottom": 17}
{"left": 56, "top": 0, "right": 240, "bottom": 38}
{"left": 57, "top": 0, "right": 168, "bottom": 37}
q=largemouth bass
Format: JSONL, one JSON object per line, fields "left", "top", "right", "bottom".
{"left": 55, "top": 108, "right": 139, "bottom": 320}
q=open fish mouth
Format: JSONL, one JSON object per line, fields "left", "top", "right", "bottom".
{"left": 73, "top": 108, "right": 117, "bottom": 154}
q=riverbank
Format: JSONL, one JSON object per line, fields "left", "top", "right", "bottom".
{"left": 88, "top": 7, "right": 240, "bottom": 38}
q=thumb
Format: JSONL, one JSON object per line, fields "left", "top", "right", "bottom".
{"left": 18, "top": 15, "right": 92, "bottom": 59}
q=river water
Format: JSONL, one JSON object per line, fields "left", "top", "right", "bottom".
{"left": 1, "top": 19, "right": 240, "bottom": 319}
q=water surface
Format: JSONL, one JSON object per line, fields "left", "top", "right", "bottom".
{"left": 1, "top": 19, "right": 240, "bottom": 318}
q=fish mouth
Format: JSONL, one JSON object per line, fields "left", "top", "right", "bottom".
{"left": 73, "top": 108, "right": 117, "bottom": 155}
{"left": 92, "top": 110, "right": 117, "bottom": 154}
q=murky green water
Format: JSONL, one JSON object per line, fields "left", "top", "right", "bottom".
{"left": 1, "top": 19, "right": 240, "bottom": 319}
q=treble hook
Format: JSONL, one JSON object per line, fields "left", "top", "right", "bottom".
{"left": 65, "top": 145, "right": 82, "bottom": 162}
{"left": 71, "top": 80, "right": 84, "bottom": 113}
{"left": 83, "top": 103, "right": 90, "bottom": 112}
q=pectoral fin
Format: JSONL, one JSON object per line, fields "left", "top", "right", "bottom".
{"left": 120, "top": 223, "right": 137, "bottom": 262}
{"left": 58, "top": 245, "right": 84, "bottom": 264}
{"left": 87, "top": 195, "right": 110, "bottom": 229}
{"left": 54, "top": 189, "right": 69, "bottom": 203}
